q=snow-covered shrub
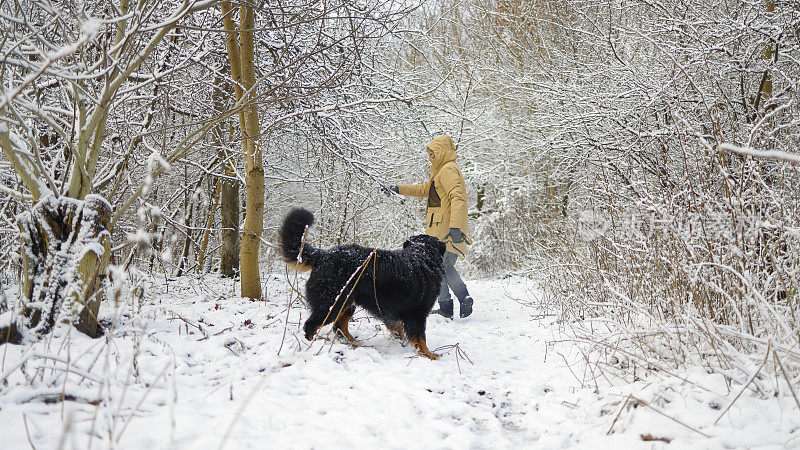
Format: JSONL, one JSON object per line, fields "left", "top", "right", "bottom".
{"left": 401, "top": 0, "right": 800, "bottom": 391}
{"left": 521, "top": 0, "right": 800, "bottom": 387}
{"left": 469, "top": 185, "right": 572, "bottom": 275}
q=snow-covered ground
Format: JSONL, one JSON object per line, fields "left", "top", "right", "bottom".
{"left": 0, "top": 274, "right": 797, "bottom": 449}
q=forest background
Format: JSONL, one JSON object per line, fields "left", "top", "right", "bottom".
{"left": 1, "top": 0, "right": 799, "bottom": 422}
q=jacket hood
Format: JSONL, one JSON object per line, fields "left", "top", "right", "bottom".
{"left": 427, "top": 135, "right": 457, "bottom": 175}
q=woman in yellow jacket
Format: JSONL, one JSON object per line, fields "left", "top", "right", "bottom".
{"left": 387, "top": 135, "right": 473, "bottom": 318}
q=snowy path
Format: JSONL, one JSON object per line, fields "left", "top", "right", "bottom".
{"left": 0, "top": 275, "right": 796, "bottom": 448}
{"left": 127, "top": 276, "right": 578, "bottom": 449}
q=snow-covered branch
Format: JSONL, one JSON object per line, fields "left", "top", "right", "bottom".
{"left": 719, "top": 144, "right": 800, "bottom": 165}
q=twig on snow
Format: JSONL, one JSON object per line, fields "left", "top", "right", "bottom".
{"left": 773, "top": 347, "right": 800, "bottom": 413}
{"left": 606, "top": 394, "right": 633, "bottom": 435}
{"left": 714, "top": 341, "right": 771, "bottom": 425}
{"left": 434, "top": 343, "right": 473, "bottom": 374}
{"left": 217, "top": 376, "right": 267, "bottom": 450}
{"left": 23, "top": 413, "right": 35, "bottom": 450}
{"left": 115, "top": 362, "right": 170, "bottom": 443}
{"left": 631, "top": 395, "right": 710, "bottom": 438}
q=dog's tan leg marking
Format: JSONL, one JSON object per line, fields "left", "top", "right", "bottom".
{"left": 286, "top": 260, "right": 313, "bottom": 272}
{"left": 410, "top": 336, "right": 440, "bottom": 360}
{"left": 334, "top": 309, "right": 357, "bottom": 343}
{"left": 387, "top": 322, "right": 405, "bottom": 340}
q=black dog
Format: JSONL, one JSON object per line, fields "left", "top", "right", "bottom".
{"left": 279, "top": 207, "right": 447, "bottom": 359}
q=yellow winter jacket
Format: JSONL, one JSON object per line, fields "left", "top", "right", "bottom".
{"left": 398, "top": 135, "right": 470, "bottom": 257}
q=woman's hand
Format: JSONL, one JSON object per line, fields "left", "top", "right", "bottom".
{"left": 381, "top": 184, "right": 399, "bottom": 196}
{"left": 446, "top": 228, "right": 471, "bottom": 245}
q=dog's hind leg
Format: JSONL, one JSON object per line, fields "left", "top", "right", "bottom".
{"left": 332, "top": 305, "right": 357, "bottom": 343}
{"left": 404, "top": 314, "right": 439, "bottom": 360}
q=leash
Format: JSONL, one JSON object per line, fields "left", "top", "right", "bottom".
{"left": 444, "top": 233, "right": 472, "bottom": 258}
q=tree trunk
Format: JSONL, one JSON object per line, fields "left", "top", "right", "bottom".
{"left": 212, "top": 73, "right": 240, "bottom": 278}
{"left": 1, "top": 195, "right": 111, "bottom": 343}
{"left": 221, "top": 3, "right": 263, "bottom": 298}
{"left": 220, "top": 177, "right": 240, "bottom": 277}
{"left": 763, "top": 0, "right": 774, "bottom": 101}
{"left": 198, "top": 180, "right": 220, "bottom": 273}
{"left": 175, "top": 188, "right": 195, "bottom": 277}
{"left": 0, "top": 109, "right": 43, "bottom": 201}
{"left": 237, "top": 5, "right": 264, "bottom": 299}
{"left": 476, "top": 183, "right": 486, "bottom": 214}
{"left": 0, "top": 277, "right": 7, "bottom": 314}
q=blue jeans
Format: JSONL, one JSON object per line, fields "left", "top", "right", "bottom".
{"left": 438, "top": 251, "right": 470, "bottom": 303}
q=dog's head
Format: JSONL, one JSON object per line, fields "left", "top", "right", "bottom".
{"left": 403, "top": 234, "right": 447, "bottom": 258}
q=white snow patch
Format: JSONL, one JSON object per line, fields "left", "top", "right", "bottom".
{"left": 161, "top": 247, "right": 173, "bottom": 263}
{"left": 78, "top": 241, "right": 107, "bottom": 259}
{"left": 148, "top": 152, "right": 171, "bottom": 172}
{"left": 0, "top": 310, "right": 13, "bottom": 328}
{"left": 80, "top": 18, "right": 102, "bottom": 40}
{"left": 127, "top": 229, "right": 151, "bottom": 247}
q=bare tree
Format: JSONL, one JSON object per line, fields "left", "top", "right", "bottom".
{"left": 219, "top": 2, "right": 263, "bottom": 299}
{"left": 0, "top": 0, "right": 219, "bottom": 341}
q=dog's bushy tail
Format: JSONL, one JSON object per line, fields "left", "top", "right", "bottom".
{"left": 279, "top": 208, "right": 324, "bottom": 272}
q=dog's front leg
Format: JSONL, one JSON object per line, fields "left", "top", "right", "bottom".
{"left": 387, "top": 322, "right": 405, "bottom": 341}
{"left": 410, "top": 335, "right": 440, "bottom": 360}
{"left": 333, "top": 307, "right": 357, "bottom": 344}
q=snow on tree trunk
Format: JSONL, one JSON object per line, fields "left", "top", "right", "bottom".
{"left": 3, "top": 195, "right": 112, "bottom": 343}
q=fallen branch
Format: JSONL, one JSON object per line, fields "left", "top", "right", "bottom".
{"left": 606, "top": 394, "right": 633, "bottom": 435}
{"left": 631, "top": 395, "right": 710, "bottom": 438}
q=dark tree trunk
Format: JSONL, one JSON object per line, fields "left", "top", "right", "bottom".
{"left": 213, "top": 73, "right": 240, "bottom": 278}
{"left": 220, "top": 179, "right": 240, "bottom": 277}
{"left": 476, "top": 183, "right": 486, "bottom": 213}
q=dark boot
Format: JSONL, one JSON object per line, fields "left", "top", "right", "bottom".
{"left": 431, "top": 299, "right": 453, "bottom": 319}
{"left": 459, "top": 296, "right": 473, "bottom": 318}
